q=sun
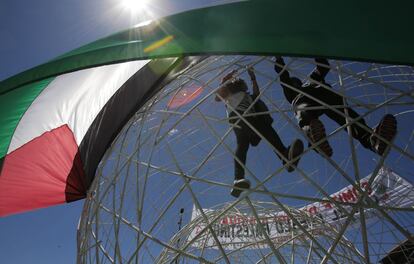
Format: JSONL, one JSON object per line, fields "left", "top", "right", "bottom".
{"left": 121, "top": 0, "right": 149, "bottom": 13}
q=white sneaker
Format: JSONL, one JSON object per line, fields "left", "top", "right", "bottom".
{"left": 230, "top": 179, "right": 251, "bottom": 198}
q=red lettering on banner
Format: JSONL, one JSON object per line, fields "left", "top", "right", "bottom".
{"left": 323, "top": 202, "right": 332, "bottom": 209}
{"left": 341, "top": 189, "right": 357, "bottom": 203}
{"left": 308, "top": 206, "right": 318, "bottom": 215}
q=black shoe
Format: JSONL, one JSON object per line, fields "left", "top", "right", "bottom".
{"left": 230, "top": 179, "right": 251, "bottom": 198}
{"left": 308, "top": 119, "right": 333, "bottom": 157}
{"left": 370, "top": 114, "right": 397, "bottom": 156}
{"left": 283, "top": 139, "right": 304, "bottom": 172}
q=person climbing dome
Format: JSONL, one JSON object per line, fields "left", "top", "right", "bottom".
{"left": 215, "top": 67, "right": 304, "bottom": 198}
{"left": 274, "top": 56, "right": 397, "bottom": 157}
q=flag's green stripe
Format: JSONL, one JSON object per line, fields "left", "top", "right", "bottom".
{"left": 1, "top": 0, "right": 414, "bottom": 94}
{"left": 0, "top": 78, "right": 54, "bottom": 159}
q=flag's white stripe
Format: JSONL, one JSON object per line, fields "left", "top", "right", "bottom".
{"left": 8, "top": 60, "right": 150, "bottom": 154}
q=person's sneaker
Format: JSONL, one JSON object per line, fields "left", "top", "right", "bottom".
{"left": 230, "top": 179, "right": 251, "bottom": 198}
{"left": 370, "top": 114, "right": 397, "bottom": 156}
{"left": 307, "top": 119, "right": 333, "bottom": 157}
{"left": 283, "top": 139, "right": 304, "bottom": 172}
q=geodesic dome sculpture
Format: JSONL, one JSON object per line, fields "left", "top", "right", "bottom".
{"left": 77, "top": 55, "right": 414, "bottom": 263}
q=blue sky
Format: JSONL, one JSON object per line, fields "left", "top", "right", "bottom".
{"left": 0, "top": 1, "right": 236, "bottom": 263}
{"left": 1, "top": 0, "right": 413, "bottom": 263}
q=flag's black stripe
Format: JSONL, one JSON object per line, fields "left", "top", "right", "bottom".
{"left": 0, "top": 157, "right": 4, "bottom": 175}
{"left": 66, "top": 57, "right": 204, "bottom": 201}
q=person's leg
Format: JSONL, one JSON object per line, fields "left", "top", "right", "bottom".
{"left": 234, "top": 129, "right": 250, "bottom": 180}
{"left": 294, "top": 96, "right": 333, "bottom": 157}
{"left": 255, "top": 121, "right": 304, "bottom": 172}
{"left": 324, "top": 100, "right": 397, "bottom": 155}
{"left": 273, "top": 56, "right": 301, "bottom": 104}
{"left": 319, "top": 89, "right": 373, "bottom": 149}
{"left": 255, "top": 121, "right": 287, "bottom": 157}
{"left": 231, "top": 127, "right": 251, "bottom": 198}
{"left": 343, "top": 107, "right": 372, "bottom": 148}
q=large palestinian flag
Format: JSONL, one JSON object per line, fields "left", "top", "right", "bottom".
{"left": 1, "top": 0, "right": 413, "bottom": 217}
{"left": 0, "top": 57, "right": 203, "bottom": 216}
{"left": 0, "top": 61, "right": 151, "bottom": 215}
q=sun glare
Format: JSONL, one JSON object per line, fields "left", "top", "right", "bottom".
{"left": 122, "top": 0, "right": 149, "bottom": 12}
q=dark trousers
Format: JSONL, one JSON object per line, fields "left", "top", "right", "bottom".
{"left": 230, "top": 112, "right": 287, "bottom": 180}
{"left": 290, "top": 86, "right": 372, "bottom": 149}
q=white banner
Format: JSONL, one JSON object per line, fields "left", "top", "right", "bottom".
{"left": 187, "top": 168, "right": 414, "bottom": 249}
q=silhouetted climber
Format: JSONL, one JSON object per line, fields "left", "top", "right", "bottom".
{"left": 274, "top": 56, "right": 397, "bottom": 157}
{"left": 215, "top": 67, "right": 304, "bottom": 198}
